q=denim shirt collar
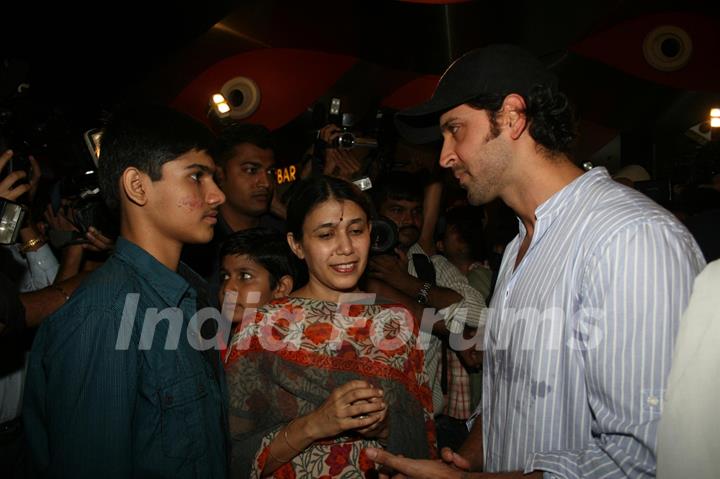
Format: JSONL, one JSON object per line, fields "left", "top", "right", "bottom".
{"left": 114, "top": 237, "right": 192, "bottom": 307}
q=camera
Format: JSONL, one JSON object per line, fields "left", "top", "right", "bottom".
{"left": 0, "top": 198, "right": 26, "bottom": 244}
{"left": 327, "top": 98, "right": 379, "bottom": 151}
{"left": 47, "top": 166, "right": 117, "bottom": 249}
{"left": 332, "top": 131, "right": 378, "bottom": 150}
{"left": 369, "top": 216, "right": 399, "bottom": 256}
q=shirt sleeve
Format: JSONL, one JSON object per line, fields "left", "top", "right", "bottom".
{"left": 430, "top": 253, "right": 487, "bottom": 334}
{"left": 23, "top": 304, "right": 138, "bottom": 476}
{"left": 526, "top": 221, "right": 705, "bottom": 478}
{"left": 23, "top": 244, "right": 60, "bottom": 291}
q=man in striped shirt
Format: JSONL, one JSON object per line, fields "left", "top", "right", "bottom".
{"left": 366, "top": 44, "right": 705, "bottom": 478}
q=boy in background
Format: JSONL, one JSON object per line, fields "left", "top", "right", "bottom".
{"left": 218, "top": 227, "right": 295, "bottom": 328}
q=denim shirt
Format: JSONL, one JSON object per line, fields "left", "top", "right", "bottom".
{"left": 23, "top": 238, "right": 229, "bottom": 478}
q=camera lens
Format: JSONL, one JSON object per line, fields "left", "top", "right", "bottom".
{"left": 370, "top": 218, "right": 399, "bottom": 255}
{"left": 337, "top": 132, "right": 355, "bottom": 149}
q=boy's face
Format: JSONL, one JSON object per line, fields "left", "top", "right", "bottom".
{"left": 219, "top": 254, "right": 277, "bottom": 324}
{"left": 144, "top": 149, "right": 225, "bottom": 245}
{"left": 440, "top": 224, "right": 471, "bottom": 260}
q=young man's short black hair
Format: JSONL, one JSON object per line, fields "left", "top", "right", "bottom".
{"left": 211, "top": 124, "right": 273, "bottom": 169}
{"left": 98, "top": 104, "right": 215, "bottom": 211}
{"left": 219, "top": 227, "right": 295, "bottom": 290}
{"left": 370, "top": 171, "right": 425, "bottom": 209}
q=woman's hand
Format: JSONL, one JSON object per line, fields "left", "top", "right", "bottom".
{"left": 354, "top": 391, "right": 389, "bottom": 440}
{"left": 306, "top": 380, "right": 386, "bottom": 440}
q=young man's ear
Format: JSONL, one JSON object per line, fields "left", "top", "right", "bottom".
{"left": 121, "top": 167, "right": 149, "bottom": 206}
{"left": 273, "top": 275, "right": 294, "bottom": 298}
{"left": 287, "top": 233, "right": 305, "bottom": 260}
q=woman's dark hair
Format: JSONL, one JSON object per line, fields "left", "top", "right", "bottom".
{"left": 467, "top": 84, "right": 577, "bottom": 156}
{"left": 98, "top": 104, "right": 214, "bottom": 211}
{"left": 285, "top": 175, "right": 373, "bottom": 241}
{"left": 219, "top": 227, "right": 295, "bottom": 290}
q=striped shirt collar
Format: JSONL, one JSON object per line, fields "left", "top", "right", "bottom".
{"left": 517, "top": 166, "right": 610, "bottom": 239}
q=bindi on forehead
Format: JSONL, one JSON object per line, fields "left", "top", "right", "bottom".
{"left": 310, "top": 200, "right": 357, "bottom": 232}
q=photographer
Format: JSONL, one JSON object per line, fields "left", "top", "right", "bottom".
{"left": 315, "top": 123, "right": 364, "bottom": 180}
{"left": 43, "top": 202, "right": 114, "bottom": 282}
{"left": 1, "top": 149, "right": 93, "bottom": 479}
{"left": 300, "top": 122, "right": 378, "bottom": 182}
{"left": 0, "top": 149, "right": 59, "bottom": 291}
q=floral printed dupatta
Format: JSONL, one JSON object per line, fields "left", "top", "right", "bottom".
{"left": 224, "top": 297, "right": 436, "bottom": 478}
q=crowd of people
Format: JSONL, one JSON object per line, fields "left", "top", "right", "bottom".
{"left": 1, "top": 44, "right": 719, "bottom": 478}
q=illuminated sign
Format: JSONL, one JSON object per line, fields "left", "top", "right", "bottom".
{"left": 276, "top": 165, "right": 298, "bottom": 184}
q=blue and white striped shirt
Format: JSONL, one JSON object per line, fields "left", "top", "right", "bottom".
{"left": 480, "top": 167, "right": 705, "bottom": 478}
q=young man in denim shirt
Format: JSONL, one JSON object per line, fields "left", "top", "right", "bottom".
{"left": 23, "top": 105, "right": 229, "bottom": 478}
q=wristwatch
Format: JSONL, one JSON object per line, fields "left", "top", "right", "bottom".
{"left": 416, "top": 281, "right": 432, "bottom": 305}
{"left": 19, "top": 237, "right": 44, "bottom": 253}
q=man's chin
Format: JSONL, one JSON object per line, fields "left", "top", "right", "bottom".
{"left": 246, "top": 204, "right": 270, "bottom": 217}
{"left": 184, "top": 231, "right": 215, "bottom": 245}
{"left": 399, "top": 234, "right": 419, "bottom": 249}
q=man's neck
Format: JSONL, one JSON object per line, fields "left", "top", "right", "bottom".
{"left": 219, "top": 204, "right": 261, "bottom": 232}
{"left": 121, "top": 218, "right": 182, "bottom": 272}
{"left": 503, "top": 153, "right": 583, "bottom": 234}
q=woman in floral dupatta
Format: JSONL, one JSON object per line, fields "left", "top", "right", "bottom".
{"left": 225, "top": 176, "right": 435, "bottom": 478}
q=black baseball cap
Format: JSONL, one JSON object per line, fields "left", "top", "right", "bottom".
{"left": 395, "top": 44, "right": 558, "bottom": 144}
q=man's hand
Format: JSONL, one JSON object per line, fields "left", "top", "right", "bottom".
{"left": 0, "top": 150, "right": 32, "bottom": 201}
{"left": 440, "top": 447, "right": 473, "bottom": 471}
{"left": 318, "top": 124, "right": 362, "bottom": 180}
{"left": 366, "top": 447, "right": 544, "bottom": 478}
{"left": 83, "top": 226, "right": 114, "bottom": 253}
{"left": 325, "top": 148, "right": 362, "bottom": 180}
{"left": 366, "top": 447, "right": 464, "bottom": 479}
{"left": 367, "top": 251, "right": 412, "bottom": 289}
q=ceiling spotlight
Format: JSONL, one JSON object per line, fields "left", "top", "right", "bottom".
{"left": 710, "top": 108, "right": 720, "bottom": 128}
{"left": 209, "top": 93, "right": 231, "bottom": 118}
